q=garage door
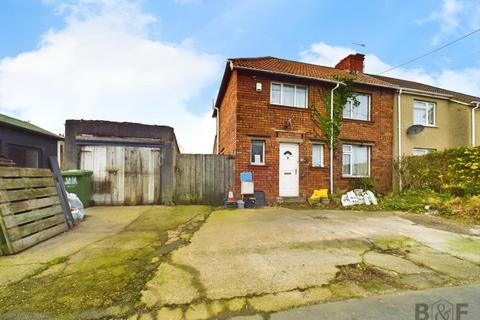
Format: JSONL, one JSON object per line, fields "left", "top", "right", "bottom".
{"left": 80, "top": 145, "right": 161, "bottom": 205}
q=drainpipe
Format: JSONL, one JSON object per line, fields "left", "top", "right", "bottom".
{"left": 472, "top": 101, "right": 480, "bottom": 146}
{"left": 213, "top": 102, "right": 220, "bottom": 154}
{"left": 397, "top": 88, "right": 403, "bottom": 191}
{"left": 330, "top": 83, "right": 341, "bottom": 195}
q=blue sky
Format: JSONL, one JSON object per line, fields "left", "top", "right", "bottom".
{"left": 1, "top": 0, "right": 479, "bottom": 152}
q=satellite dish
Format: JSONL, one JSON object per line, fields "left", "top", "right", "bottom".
{"left": 406, "top": 125, "right": 425, "bottom": 135}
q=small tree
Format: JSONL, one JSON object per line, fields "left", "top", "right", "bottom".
{"left": 313, "top": 75, "right": 358, "bottom": 148}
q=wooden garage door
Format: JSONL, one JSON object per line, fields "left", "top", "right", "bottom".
{"left": 80, "top": 145, "right": 161, "bottom": 205}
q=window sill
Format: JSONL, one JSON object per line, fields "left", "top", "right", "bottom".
{"left": 342, "top": 118, "right": 373, "bottom": 124}
{"left": 269, "top": 103, "right": 310, "bottom": 111}
{"left": 415, "top": 124, "right": 438, "bottom": 128}
{"left": 341, "top": 175, "right": 371, "bottom": 179}
{"left": 250, "top": 163, "right": 266, "bottom": 167}
{"left": 311, "top": 166, "right": 328, "bottom": 170}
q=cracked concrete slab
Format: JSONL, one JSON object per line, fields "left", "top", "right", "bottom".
{"left": 363, "top": 251, "right": 431, "bottom": 275}
{"left": 141, "top": 262, "right": 200, "bottom": 306}
{"left": 164, "top": 208, "right": 480, "bottom": 312}
{"left": 3, "top": 206, "right": 480, "bottom": 319}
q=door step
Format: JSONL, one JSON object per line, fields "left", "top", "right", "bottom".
{"left": 276, "top": 196, "right": 306, "bottom": 205}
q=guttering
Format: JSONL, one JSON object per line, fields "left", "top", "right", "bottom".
{"left": 450, "top": 99, "right": 472, "bottom": 106}
{"left": 472, "top": 101, "right": 480, "bottom": 146}
{"left": 397, "top": 88, "right": 403, "bottom": 191}
{"left": 330, "top": 82, "right": 341, "bottom": 195}
{"left": 401, "top": 87, "right": 452, "bottom": 98}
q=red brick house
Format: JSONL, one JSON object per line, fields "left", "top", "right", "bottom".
{"left": 213, "top": 54, "right": 396, "bottom": 203}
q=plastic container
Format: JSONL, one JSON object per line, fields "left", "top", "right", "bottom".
{"left": 237, "top": 200, "right": 245, "bottom": 209}
{"left": 254, "top": 191, "right": 265, "bottom": 208}
{"left": 61, "top": 170, "right": 93, "bottom": 208}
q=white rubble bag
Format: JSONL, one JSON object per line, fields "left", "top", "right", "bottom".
{"left": 341, "top": 189, "right": 378, "bottom": 206}
{"left": 67, "top": 192, "right": 85, "bottom": 221}
{"left": 366, "top": 190, "right": 378, "bottom": 205}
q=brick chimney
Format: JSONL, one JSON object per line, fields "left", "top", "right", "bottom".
{"left": 335, "top": 53, "right": 365, "bottom": 73}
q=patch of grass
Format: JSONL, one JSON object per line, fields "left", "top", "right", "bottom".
{"left": 332, "top": 189, "right": 479, "bottom": 224}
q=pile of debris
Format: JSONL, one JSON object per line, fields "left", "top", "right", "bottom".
{"left": 341, "top": 189, "right": 378, "bottom": 206}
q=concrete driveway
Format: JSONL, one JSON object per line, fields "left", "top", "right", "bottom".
{"left": 142, "top": 208, "right": 480, "bottom": 319}
{"left": 0, "top": 207, "right": 479, "bottom": 320}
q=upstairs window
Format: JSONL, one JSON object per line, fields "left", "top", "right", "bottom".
{"left": 270, "top": 82, "right": 307, "bottom": 108}
{"left": 251, "top": 140, "right": 265, "bottom": 165}
{"left": 413, "top": 101, "right": 435, "bottom": 126}
{"left": 343, "top": 93, "right": 371, "bottom": 121}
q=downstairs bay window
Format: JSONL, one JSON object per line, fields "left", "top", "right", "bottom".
{"left": 342, "top": 144, "right": 370, "bottom": 177}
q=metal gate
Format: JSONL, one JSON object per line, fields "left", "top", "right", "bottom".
{"left": 80, "top": 145, "right": 161, "bottom": 205}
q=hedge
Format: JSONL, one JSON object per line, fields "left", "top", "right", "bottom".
{"left": 399, "top": 146, "right": 480, "bottom": 196}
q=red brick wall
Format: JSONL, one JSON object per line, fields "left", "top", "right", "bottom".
{"left": 218, "top": 69, "right": 394, "bottom": 203}
{"left": 335, "top": 54, "right": 365, "bottom": 73}
{"left": 218, "top": 70, "right": 237, "bottom": 155}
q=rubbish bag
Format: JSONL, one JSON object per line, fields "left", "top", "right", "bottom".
{"left": 341, "top": 189, "right": 378, "bottom": 206}
{"left": 67, "top": 192, "right": 85, "bottom": 221}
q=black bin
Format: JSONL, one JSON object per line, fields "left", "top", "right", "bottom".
{"left": 254, "top": 191, "right": 265, "bottom": 208}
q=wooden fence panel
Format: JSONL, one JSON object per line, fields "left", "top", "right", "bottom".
{"left": 175, "top": 154, "right": 235, "bottom": 205}
{"left": 0, "top": 167, "right": 67, "bottom": 255}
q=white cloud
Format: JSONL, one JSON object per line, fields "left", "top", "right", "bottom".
{"left": 0, "top": 0, "right": 221, "bottom": 153}
{"left": 426, "top": 0, "right": 465, "bottom": 44}
{"left": 300, "top": 42, "right": 480, "bottom": 97}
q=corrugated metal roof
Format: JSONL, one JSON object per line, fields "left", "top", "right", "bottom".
{"left": 0, "top": 113, "right": 62, "bottom": 139}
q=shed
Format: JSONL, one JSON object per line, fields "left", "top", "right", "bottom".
{"left": 0, "top": 113, "right": 63, "bottom": 168}
{"left": 64, "top": 120, "right": 179, "bottom": 205}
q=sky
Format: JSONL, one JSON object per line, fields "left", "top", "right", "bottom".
{"left": 0, "top": 0, "right": 479, "bottom": 153}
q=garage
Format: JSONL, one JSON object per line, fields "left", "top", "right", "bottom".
{"left": 65, "top": 120, "right": 178, "bottom": 205}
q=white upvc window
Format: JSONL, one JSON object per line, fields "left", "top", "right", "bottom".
{"left": 413, "top": 100, "right": 435, "bottom": 126}
{"left": 412, "top": 148, "right": 436, "bottom": 156}
{"left": 343, "top": 93, "right": 371, "bottom": 121}
{"left": 251, "top": 140, "right": 265, "bottom": 165}
{"left": 270, "top": 82, "right": 307, "bottom": 108}
{"left": 312, "top": 144, "right": 324, "bottom": 167}
{"left": 342, "top": 144, "right": 371, "bottom": 177}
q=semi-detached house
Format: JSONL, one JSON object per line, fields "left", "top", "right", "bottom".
{"left": 212, "top": 54, "right": 396, "bottom": 204}
{"left": 370, "top": 75, "right": 480, "bottom": 191}
{"left": 212, "top": 54, "right": 480, "bottom": 204}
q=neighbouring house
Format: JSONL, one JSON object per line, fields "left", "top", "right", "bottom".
{"left": 0, "top": 113, "right": 63, "bottom": 168}
{"left": 213, "top": 54, "right": 397, "bottom": 203}
{"left": 64, "top": 120, "right": 179, "bottom": 205}
{"left": 370, "top": 76, "right": 480, "bottom": 191}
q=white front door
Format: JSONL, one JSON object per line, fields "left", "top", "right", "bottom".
{"left": 279, "top": 143, "right": 299, "bottom": 197}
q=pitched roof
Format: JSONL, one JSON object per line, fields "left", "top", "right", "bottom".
{"left": 213, "top": 56, "right": 398, "bottom": 116}
{"left": 371, "top": 74, "right": 480, "bottom": 104}
{"left": 229, "top": 56, "right": 396, "bottom": 88}
{"left": 0, "top": 113, "right": 63, "bottom": 139}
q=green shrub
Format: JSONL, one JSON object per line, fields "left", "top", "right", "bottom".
{"left": 400, "top": 146, "right": 480, "bottom": 196}
{"left": 353, "top": 177, "right": 375, "bottom": 191}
